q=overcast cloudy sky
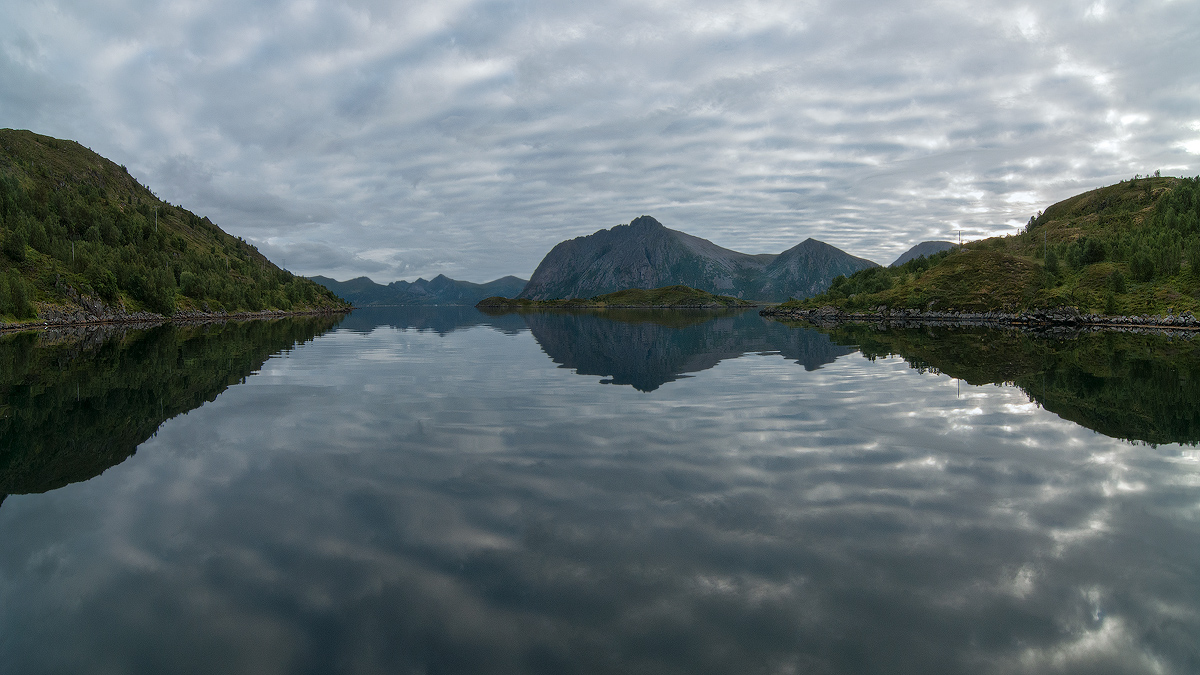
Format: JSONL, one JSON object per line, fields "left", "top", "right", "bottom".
{"left": 3, "top": 0, "right": 1198, "bottom": 282}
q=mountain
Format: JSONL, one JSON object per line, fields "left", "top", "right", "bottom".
{"left": 890, "top": 241, "right": 955, "bottom": 267}
{"left": 772, "top": 175, "right": 1200, "bottom": 316}
{"left": 518, "top": 216, "right": 877, "bottom": 302}
{"left": 309, "top": 274, "right": 526, "bottom": 306}
{"left": 0, "top": 129, "right": 347, "bottom": 321}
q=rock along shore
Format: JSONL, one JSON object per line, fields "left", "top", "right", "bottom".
{"left": 760, "top": 304, "right": 1200, "bottom": 333}
{"left": 0, "top": 304, "right": 352, "bottom": 334}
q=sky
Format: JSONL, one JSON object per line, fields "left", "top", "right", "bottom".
{"left": 2, "top": 0, "right": 1198, "bottom": 283}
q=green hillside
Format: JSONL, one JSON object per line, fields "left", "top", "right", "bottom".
{"left": 776, "top": 174, "right": 1200, "bottom": 316}
{"left": 0, "top": 129, "right": 348, "bottom": 322}
{"left": 478, "top": 284, "right": 755, "bottom": 309}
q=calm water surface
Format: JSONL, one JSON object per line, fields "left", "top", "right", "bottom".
{"left": 1, "top": 308, "right": 1197, "bottom": 674}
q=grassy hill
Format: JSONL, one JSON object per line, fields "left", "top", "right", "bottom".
{"left": 478, "top": 284, "right": 755, "bottom": 309}
{"left": 0, "top": 129, "right": 348, "bottom": 323}
{"left": 775, "top": 174, "right": 1200, "bottom": 316}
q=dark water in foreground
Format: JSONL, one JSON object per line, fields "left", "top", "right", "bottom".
{"left": 1, "top": 307, "right": 1197, "bottom": 674}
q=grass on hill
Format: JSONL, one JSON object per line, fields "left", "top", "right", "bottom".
{"left": 0, "top": 129, "right": 348, "bottom": 322}
{"left": 477, "top": 285, "right": 755, "bottom": 309}
{"left": 777, "top": 174, "right": 1200, "bottom": 316}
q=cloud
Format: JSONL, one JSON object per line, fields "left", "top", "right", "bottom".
{"left": 2, "top": 0, "right": 1198, "bottom": 281}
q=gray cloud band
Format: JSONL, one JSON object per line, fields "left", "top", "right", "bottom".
{"left": 2, "top": 0, "right": 1197, "bottom": 281}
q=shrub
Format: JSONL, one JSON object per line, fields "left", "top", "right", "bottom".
{"left": 1131, "top": 252, "right": 1155, "bottom": 282}
{"left": 1107, "top": 270, "right": 1126, "bottom": 294}
{"left": 4, "top": 230, "right": 26, "bottom": 262}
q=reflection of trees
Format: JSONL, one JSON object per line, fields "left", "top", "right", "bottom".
{"left": 338, "top": 306, "right": 529, "bottom": 335}
{"left": 816, "top": 323, "right": 1200, "bottom": 445}
{"left": 0, "top": 317, "right": 342, "bottom": 496}
{"left": 523, "top": 310, "right": 854, "bottom": 392}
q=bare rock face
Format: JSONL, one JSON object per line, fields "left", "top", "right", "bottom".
{"left": 519, "top": 216, "right": 877, "bottom": 302}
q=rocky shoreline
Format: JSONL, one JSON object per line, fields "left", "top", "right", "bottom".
{"left": 0, "top": 304, "right": 352, "bottom": 334}
{"left": 761, "top": 304, "right": 1200, "bottom": 333}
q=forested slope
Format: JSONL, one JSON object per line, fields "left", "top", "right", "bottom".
{"left": 0, "top": 129, "right": 348, "bottom": 322}
{"left": 776, "top": 175, "right": 1200, "bottom": 316}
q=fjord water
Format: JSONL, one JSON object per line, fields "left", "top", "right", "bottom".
{"left": 1, "top": 309, "right": 1197, "bottom": 674}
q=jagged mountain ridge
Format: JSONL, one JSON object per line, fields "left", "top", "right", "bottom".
{"left": 310, "top": 274, "right": 526, "bottom": 306}
{"left": 519, "top": 216, "right": 877, "bottom": 302}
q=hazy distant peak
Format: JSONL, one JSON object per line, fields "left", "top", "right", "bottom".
{"left": 891, "top": 241, "right": 955, "bottom": 267}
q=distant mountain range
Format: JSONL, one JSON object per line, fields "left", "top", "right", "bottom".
{"left": 309, "top": 274, "right": 526, "bottom": 306}
{"left": 314, "top": 215, "right": 887, "bottom": 305}
{"left": 519, "top": 216, "right": 877, "bottom": 302}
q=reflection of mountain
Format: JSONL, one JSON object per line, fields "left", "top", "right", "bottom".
{"left": 337, "top": 306, "right": 529, "bottom": 336}
{"left": 0, "top": 316, "right": 342, "bottom": 496}
{"left": 819, "top": 324, "right": 1200, "bottom": 445}
{"left": 523, "top": 309, "right": 853, "bottom": 391}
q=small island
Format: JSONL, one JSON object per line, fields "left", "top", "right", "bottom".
{"left": 476, "top": 285, "right": 755, "bottom": 310}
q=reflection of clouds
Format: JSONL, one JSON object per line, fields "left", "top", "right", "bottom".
{"left": 1013, "top": 616, "right": 1169, "bottom": 674}
{"left": 0, "top": 323, "right": 1197, "bottom": 672}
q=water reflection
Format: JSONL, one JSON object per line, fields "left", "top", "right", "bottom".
{"left": 0, "top": 316, "right": 342, "bottom": 497}
{"left": 0, "top": 308, "right": 1197, "bottom": 674}
{"left": 522, "top": 309, "right": 852, "bottom": 391}
{"left": 810, "top": 323, "right": 1200, "bottom": 445}
{"left": 340, "top": 305, "right": 528, "bottom": 335}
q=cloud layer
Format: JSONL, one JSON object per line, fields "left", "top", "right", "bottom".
{"left": 3, "top": 0, "right": 1198, "bottom": 281}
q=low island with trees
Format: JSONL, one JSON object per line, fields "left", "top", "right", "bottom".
{"left": 477, "top": 285, "right": 755, "bottom": 310}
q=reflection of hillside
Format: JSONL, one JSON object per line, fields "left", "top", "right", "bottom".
{"left": 818, "top": 324, "right": 1200, "bottom": 445}
{"left": 0, "top": 316, "right": 342, "bottom": 496}
{"left": 524, "top": 310, "right": 853, "bottom": 391}
{"left": 339, "top": 306, "right": 528, "bottom": 335}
